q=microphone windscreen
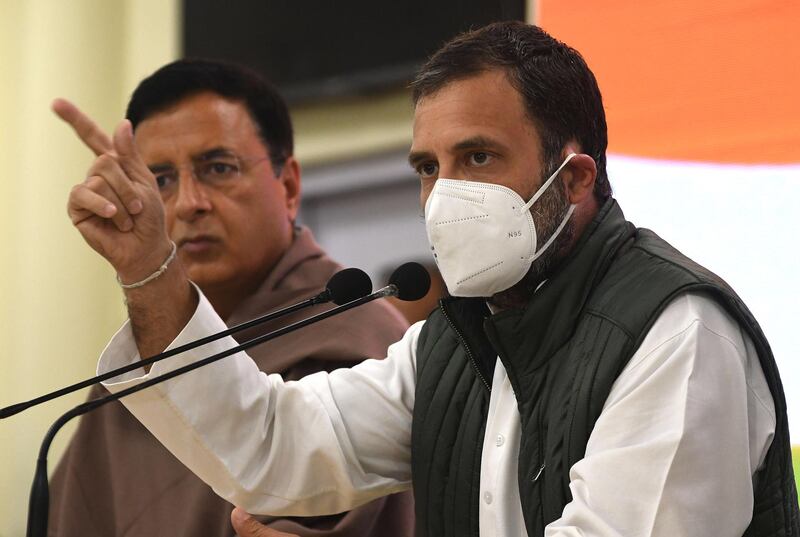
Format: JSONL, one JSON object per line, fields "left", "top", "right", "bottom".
{"left": 389, "top": 262, "right": 431, "bottom": 301}
{"left": 327, "top": 268, "right": 373, "bottom": 305}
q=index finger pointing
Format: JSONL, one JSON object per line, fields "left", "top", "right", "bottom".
{"left": 52, "top": 98, "right": 113, "bottom": 156}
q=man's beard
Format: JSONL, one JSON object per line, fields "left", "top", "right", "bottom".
{"left": 489, "top": 169, "right": 574, "bottom": 310}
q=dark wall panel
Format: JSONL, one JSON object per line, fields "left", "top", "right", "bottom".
{"left": 183, "top": 0, "right": 524, "bottom": 102}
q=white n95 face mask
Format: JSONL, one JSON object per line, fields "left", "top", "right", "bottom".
{"left": 424, "top": 153, "right": 577, "bottom": 297}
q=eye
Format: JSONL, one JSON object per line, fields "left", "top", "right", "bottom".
{"left": 200, "top": 160, "right": 240, "bottom": 182}
{"left": 468, "top": 151, "right": 492, "bottom": 166}
{"left": 153, "top": 170, "right": 177, "bottom": 191}
{"left": 416, "top": 161, "right": 439, "bottom": 179}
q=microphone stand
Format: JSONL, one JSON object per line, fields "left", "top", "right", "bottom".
{"left": 26, "top": 284, "right": 397, "bottom": 537}
{"left": 2, "top": 288, "right": 335, "bottom": 420}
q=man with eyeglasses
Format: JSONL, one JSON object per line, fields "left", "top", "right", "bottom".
{"left": 49, "top": 59, "right": 413, "bottom": 537}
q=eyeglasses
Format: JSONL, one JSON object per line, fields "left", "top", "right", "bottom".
{"left": 149, "top": 151, "right": 275, "bottom": 196}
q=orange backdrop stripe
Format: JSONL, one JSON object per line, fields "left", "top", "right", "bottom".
{"left": 538, "top": 0, "right": 800, "bottom": 164}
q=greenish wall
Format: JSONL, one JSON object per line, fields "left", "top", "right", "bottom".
{"left": 794, "top": 447, "right": 800, "bottom": 500}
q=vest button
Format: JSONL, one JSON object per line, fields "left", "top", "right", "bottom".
{"left": 483, "top": 491, "right": 493, "bottom": 504}
{"left": 495, "top": 434, "right": 505, "bottom": 447}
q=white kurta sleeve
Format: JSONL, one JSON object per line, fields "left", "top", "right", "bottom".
{"left": 545, "top": 293, "right": 776, "bottom": 537}
{"left": 98, "top": 288, "right": 420, "bottom": 516}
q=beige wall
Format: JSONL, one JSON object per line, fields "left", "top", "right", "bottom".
{"left": 293, "top": 90, "right": 413, "bottom": 167}
{"left": 0, "top": 1, "right": 179, "bottom": 535}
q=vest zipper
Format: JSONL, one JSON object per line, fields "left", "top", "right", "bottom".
{"left": 533, "top": 463, "right": 546, "bottom": 481}
{"left": 440, "top": 303, "right": 491, "bottom": 392}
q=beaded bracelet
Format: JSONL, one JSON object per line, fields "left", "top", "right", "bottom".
{"left": 116, "top": 241, "right": 178, "bottom": 289}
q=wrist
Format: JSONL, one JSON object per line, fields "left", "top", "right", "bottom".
{"left": 123, "top": 257, "right": 198, "bottom": 366}
{"left": 116, "top": 240, "right": 176, "bottom": 288}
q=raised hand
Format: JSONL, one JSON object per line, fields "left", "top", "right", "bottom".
{"left": 66, "top": 120, "right": 171, "bottom": 284}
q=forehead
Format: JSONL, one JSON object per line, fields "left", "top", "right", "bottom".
{"left": 134, "top": 91, "right": 266, "bottom": 162}
{"left": 411, "top": 69, "right": 540, "bottom": 153}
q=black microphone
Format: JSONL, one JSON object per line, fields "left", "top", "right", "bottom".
{"left": 389, "top": 262, "right": 431, "bottom": 301}
{"left": 315, "top": 267, "right": 373, "bottom": 305}
{"left": 2, "top": 267, "right": 371, "bottom": 420}
{"left": 26, "top": 261, "right": 429, "bottom": 537}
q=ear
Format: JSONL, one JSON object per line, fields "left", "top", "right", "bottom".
{"left": 561, "top": 151, "right": 597, "bottom": 205}
{"left": 278, "top": 156, "right": 302, "bottom": 220}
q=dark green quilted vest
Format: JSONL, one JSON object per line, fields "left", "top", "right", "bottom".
{"left": 411, "top": 199, "right": 799, "bottom": 536}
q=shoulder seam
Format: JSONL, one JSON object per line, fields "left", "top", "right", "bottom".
{"left": 584, "top": 310, "right": 635, "bottom": 341}
{"left": 630, "top": 242, "right": 704, "bottom": 284}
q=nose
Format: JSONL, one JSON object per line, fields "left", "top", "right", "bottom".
{"left": 172, "top": 172, "right": 212, "bottom": 221}
{"left": 437, "top": 161, "right": 474, "bottom": 181}
{"left": 419, "top": 163, "right": 459, "bottom": 211}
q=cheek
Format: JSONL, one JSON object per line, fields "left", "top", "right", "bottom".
{"left": 226, "top": 189, "right": 290, "bottom": 255}
{"left": 253, "top": 185, "right": 291, "bottom": 229}
{"left": 420, "top": 180, "right": 435, "bottom": 211}
{"left": 504, "top": 169, "right": 540, "bottom": 201}
{"left": 162, "top": 200, "right": 178, "bottom": 236}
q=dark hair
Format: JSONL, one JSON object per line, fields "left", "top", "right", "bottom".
{"left": 412, "top": 21, "right": 611, "bottom": 201}
{"left": 126, "top": 58, "right": 293, "bottom": 169}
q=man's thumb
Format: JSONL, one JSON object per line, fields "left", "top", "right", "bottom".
{"left": 231, "top": 507, "right": 296, "bottom": 537}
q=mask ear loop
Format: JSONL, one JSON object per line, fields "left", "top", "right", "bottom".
{"left": 521, "top": 152, "right": 577, "bottom": 213}
{"left": 521, "top": 152, "right": 578, "bottom": 262}
{"left": 531, "top": 204, "right": 575, "bottom": 262}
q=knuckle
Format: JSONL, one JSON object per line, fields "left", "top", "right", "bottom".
{"left": 95, "top": 153, "right": 114, "bottom": 168}
{"left": 84, "top": 175, "right": 104, "bottom": 190}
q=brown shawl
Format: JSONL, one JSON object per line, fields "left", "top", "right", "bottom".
{"left": 48, "top": 227, "right": 414, "bottom": 537}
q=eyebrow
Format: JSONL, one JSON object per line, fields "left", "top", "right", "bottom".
{"left": 147, "top": 147, "right": 236, "bottom": 171}
{"left": 407, "top": 150, "right": 434, "bottom": 169}
{"left": 193, "top": 147, "right": 236, "bottom": 161}
{"left": 408, "top": 135, "right": 507, "bottom": 169}
{"left": 452, "top": 135, "right": 507, "bottom": 153}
